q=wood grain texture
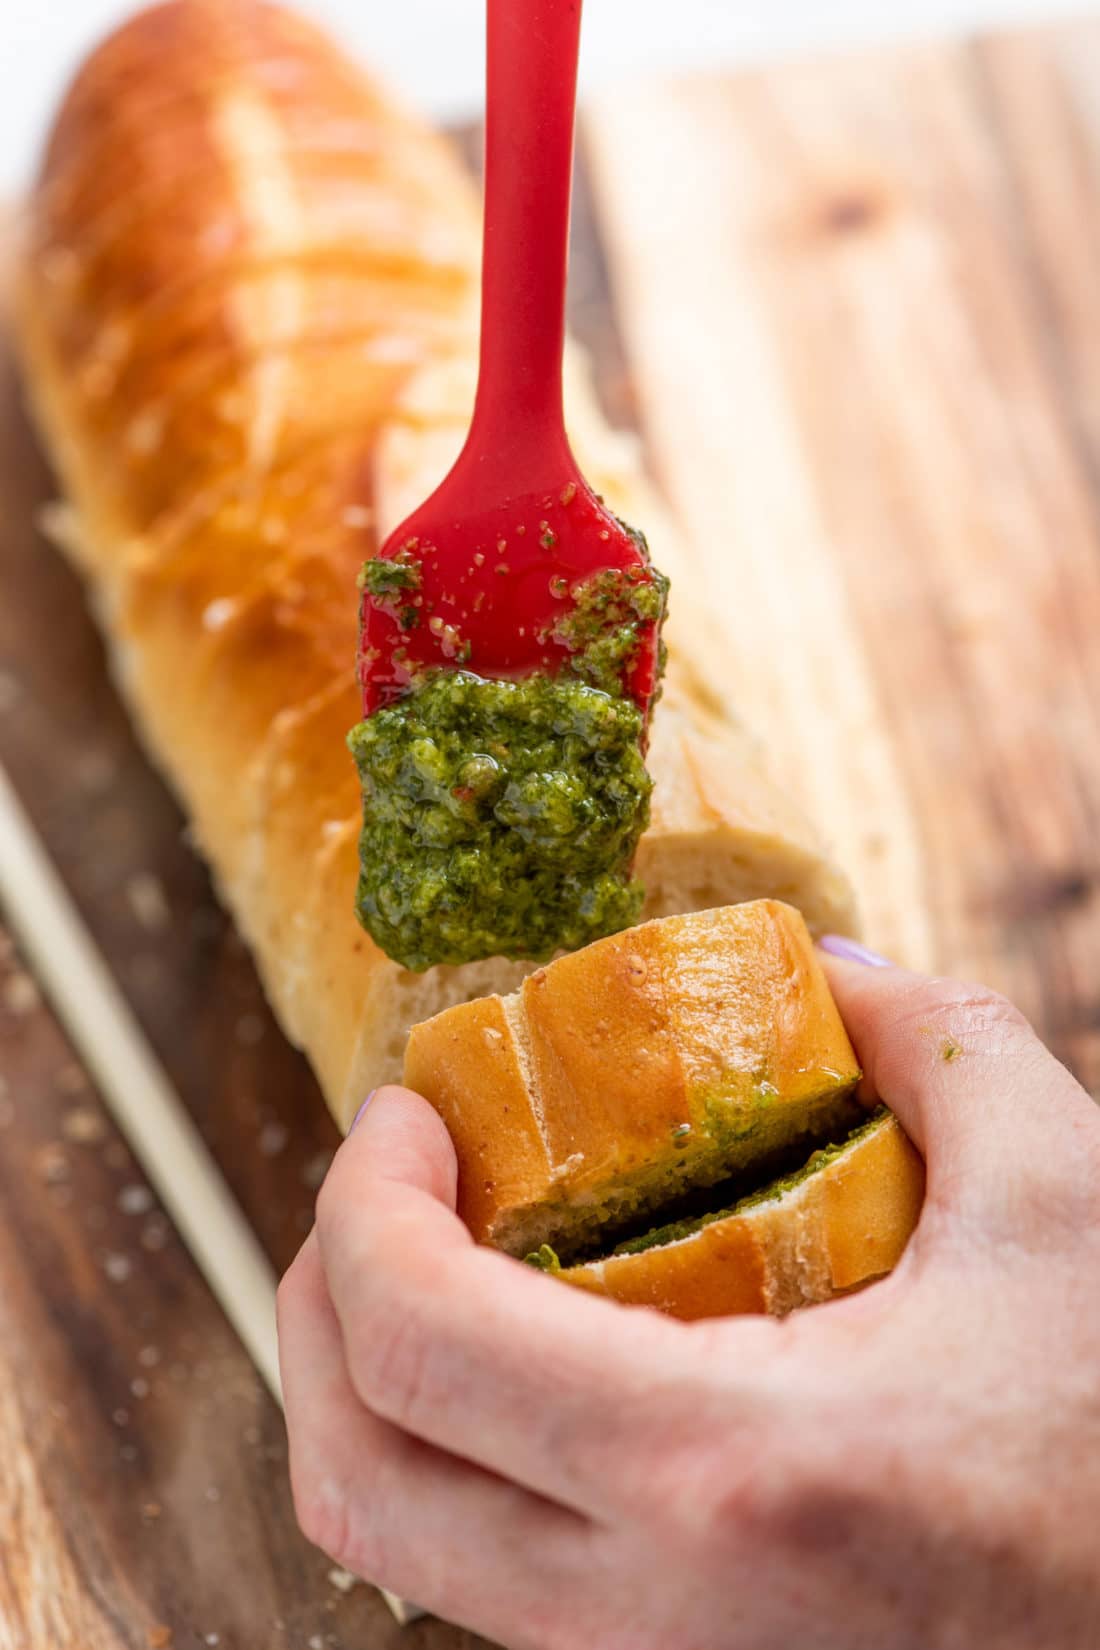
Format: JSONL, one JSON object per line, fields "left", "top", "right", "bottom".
{"left": 0, "top": 925, "right": 491, "bottom": 1650}
{"left": 584, "top": 25, "right": 1100, "bottom": 1091}
{"left": 4, "top": 15, "right": 1100, "bottom": 1643}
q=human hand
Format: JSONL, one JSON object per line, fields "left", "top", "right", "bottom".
{"left": 277, "top": 954, "right": 1100, "bottom": 1649}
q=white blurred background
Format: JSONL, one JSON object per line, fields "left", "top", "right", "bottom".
{"left": 1, "top": 0, "right": 1067, "bottom": 190}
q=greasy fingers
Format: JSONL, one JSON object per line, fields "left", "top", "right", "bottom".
{"left": 313, "top": 1085, "right": 758, "bottom": 1519}
{"left": 277, "top": 1232, "right": 588, "bottom": 1641}
{"left": 822, "top": 957, "right": 1100, "bottom": 1234}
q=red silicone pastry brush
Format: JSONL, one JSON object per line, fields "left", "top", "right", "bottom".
{"left": 357, "top": 0, "right": 664, "bottom": 720}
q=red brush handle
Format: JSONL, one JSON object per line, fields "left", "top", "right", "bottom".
{"left": 462, "top": 0, "right": 582, "bottom": 493}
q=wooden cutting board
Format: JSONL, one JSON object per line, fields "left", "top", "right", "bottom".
{"left": 3, "top": 17, "right": 1100, "bottom": 1646}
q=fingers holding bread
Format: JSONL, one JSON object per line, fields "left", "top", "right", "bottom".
{"left": 822, "top": 957, "right": 1099, "bottom": 1244}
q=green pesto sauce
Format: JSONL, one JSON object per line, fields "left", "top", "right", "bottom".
{"left": 348, "top": 668, "right": 652, "bottom": 972}
{"left": 547, "top": 545, "right": 669, "bottom": 699}
{"left": 359, "top": 549, "right": 423, "bottom": 633}
{"left": 606, "top": 1108, "right": 890, "bottom": 1258}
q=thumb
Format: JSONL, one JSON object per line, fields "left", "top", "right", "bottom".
{"left": 819, "top": 947, "right": 1092, "bottom": 1224}
{"left": 336, "top": 1083, "right": 460, "bottom": 1210}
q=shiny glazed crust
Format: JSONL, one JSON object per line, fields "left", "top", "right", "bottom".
{"left": 404, "top": 901, "right": 866, "bottom": 1257}
{"left": 17, "top": 0, "right": 858, "bottom": 1121}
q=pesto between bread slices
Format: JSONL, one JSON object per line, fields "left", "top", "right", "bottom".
{"left": 349, "top": 560, "right": 668, "bottom": 971}
{"left": 525, "top": 1110, "right": 888, "bottom": 1270}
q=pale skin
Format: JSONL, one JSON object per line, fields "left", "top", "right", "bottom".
{"left": 277, "top": 954, "right": 1100, "bottom": 1649}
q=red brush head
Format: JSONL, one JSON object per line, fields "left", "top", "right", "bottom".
{"left": 357, "top": 476, "right": 665, "bottom": 720}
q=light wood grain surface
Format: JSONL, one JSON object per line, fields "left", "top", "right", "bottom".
{"left": 3, "top": 17, "right": 1100, "bottom": 1645}
{"left": 585, "top": 26, "right": 1100, "bottom": 1090}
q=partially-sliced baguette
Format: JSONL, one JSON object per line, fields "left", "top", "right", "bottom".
{"left": 403, "top": 900, "right": 866, "bottom": 1262}
{"left": 16, "top": 0, "right": 860, "bottom": 1116}
{"left": 557, "top": 1110, "right": 925, "bottom": 1319}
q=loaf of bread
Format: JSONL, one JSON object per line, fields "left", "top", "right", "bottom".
{"left": 17, "top": 0, "right": 857, "bottom": 1127}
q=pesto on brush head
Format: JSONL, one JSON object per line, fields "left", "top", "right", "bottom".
{"left": 350, "top": 528, "right": 667, "bottom": 971}
{"left": 358, "top": 546, "right": 424, "bottom": 635}
{"left": 348, "top": 668, "right": 653, "bottom": 971}
{"left": 550, "top": 558, "right": 670, "bottom": 699}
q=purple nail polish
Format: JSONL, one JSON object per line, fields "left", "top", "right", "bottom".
{"left": 819, "top": 935, "right": 893, "bottom": 968}
{"left": 350, "top": 1090, "right": 377, "bottom": 1132}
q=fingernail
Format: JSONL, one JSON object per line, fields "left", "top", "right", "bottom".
{"left": 819, "top": 935, "right": 893, "bottom": 968}
{"left": 350, "top": 1091, "right": 377, "bottom": 1132}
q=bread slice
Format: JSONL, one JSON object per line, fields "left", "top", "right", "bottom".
{"left": 403, "top": 901, "right": 864, "bottom": 1260}
{"left": 555, "top": 1110, "right": 925, "bottom": 1319}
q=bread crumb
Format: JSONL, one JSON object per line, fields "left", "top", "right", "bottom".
{"left": 258, "top": 1122, "right": 289, "bottom": 1156}
{"left": 141, "top": 1501, "right": 162, "bottom": 1523}
{"left": 104, "top": 1253, "right": 132, "bottom": 1283}
{"left": 118, "top": 1184, "right": 155, "bottom": 1216}
{"left": 63, "top": 1106, "right": 107, "bottom": 1145}
{"left": 138, "top": 1345, "right": 160, "bottom": 1368}
{"left": 130, "top": 1377, "right": 150, "bottom": 1399}
{"left": 126, "top": 872, "right": 171, "bottom": 933}
{"left": 147, "top": 1627, "right": 172, "bottom": 1649}
{"left": 202, "top": 597, "right": 238, "bottom": 632}
{"left": 327, "top": 1567, "right": 359, "bottom": 1594}
{"left": 112, "top": 1408, "right": 130, "bottom": 1427}
{"left": 942, "top": 1039, "right": 963, "bottom": 1063}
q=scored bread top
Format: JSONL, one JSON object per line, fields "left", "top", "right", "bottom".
{"left": 403, "top": 900, "right": 862, "bottom": 1257}
{"left": 560, "top": 1110, "right": 925, "bottom": 1319}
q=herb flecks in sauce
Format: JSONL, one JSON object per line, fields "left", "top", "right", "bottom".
{"left": 348, "top": 669, "right": 652, "bottom": 971}
{"left": 550, "top": 558, "right": 669, "bottom": 698}
{"left": 359, "top": 549, "right": 423, "bottom": 631}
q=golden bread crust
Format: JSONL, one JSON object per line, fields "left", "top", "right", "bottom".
{"left": 404, "top": 902, "right": 864, "bottom": 1255}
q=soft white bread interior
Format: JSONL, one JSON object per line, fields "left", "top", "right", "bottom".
{"left": 17, "top": 0, "right": 857, "bottom": 1123}
{"left": 405, "top": 900, "right": 878, "bottom": 1260}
